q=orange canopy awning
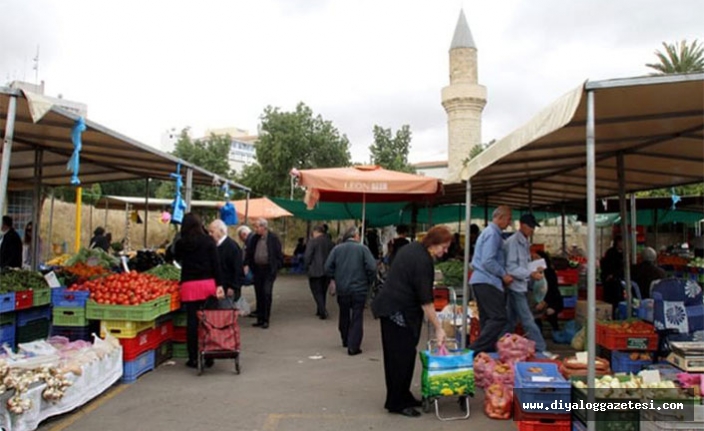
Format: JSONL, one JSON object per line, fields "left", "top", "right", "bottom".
{"left": 233, "top": 197, "right": 292, "bottom": 220}
{"left": 292, "top": 165, "right": 442, "bottom": 209}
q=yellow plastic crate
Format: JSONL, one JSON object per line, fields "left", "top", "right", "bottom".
{"left": 100, "top": 319, "right": 155, "bottom": 339}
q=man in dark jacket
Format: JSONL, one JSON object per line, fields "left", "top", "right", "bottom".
{"left": 305, "top": 225, "right": 335, "bottom": 319}
{"left": 243, "top": 218, "right": 283, "bottom": 329}
{"left": 631, "top": 247, "right": 666, "bottom": 299}
{"left": 325, "top": 227, "right": 377, "bottom": 355}
{"left": 0, "top": 216, "right": 22, "bottom": 269}
{"left": 208, "top": 219, "right": 245, "bottom": 301}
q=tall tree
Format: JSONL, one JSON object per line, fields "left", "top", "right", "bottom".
{"left": 369, "top": 125, "right": 415, "bottom": 173}
{"left": 238, "top": 102, "right": 351, "bottom": 198}
{"left": 646, "top": 39, "right": 704, "bottom": 74}
{"left": 155, "top": 129, "right": 234, "bottom": 201}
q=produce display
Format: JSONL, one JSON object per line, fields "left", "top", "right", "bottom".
{"left": 496, "top": 333, "right": 536, "bottom": 363}
{"left": 483, "top": 383, "right": 512, "bottom": 419}
{"left": 0, "top": 270, "right": 49, "bottom": 293}
{"left": 435, "top": 261, "right": 464, "bottom": 287}
{"left": 65, "top": 248, "right": 119, "bottom": 269}
{"left": 0, "top": 360, "right": 72, "bottom": 414}
{"left": 69, "top": 272, "right": 178, "bottom": 305}
{"left": 598, "top": 320, "right": 654, "bottom": 334}
{"left": 128, "top": 250, "right": 165, "bottom": 273}
{"left": 45, "top": 254, "right": 72, "bottom": 267}
{"left": 63, "top": 262, "right": 110, "bottom": 279}
{"left": 559, "top": 355, "right": 611, "bottom": 378}
{"left": 145, "top": 264, "right": 181, "bottom": 281}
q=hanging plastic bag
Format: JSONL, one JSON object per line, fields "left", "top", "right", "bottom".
{"left": 235, "top": 296, "right": 251, "bottom": 316}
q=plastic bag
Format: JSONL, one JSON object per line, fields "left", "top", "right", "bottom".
{"left": 483, "top": 383, "right": 512, "bottom": 419}
{"left": 571, "top": 326, "right": 586, "bottom": 350}
{"left": 497, "top": 333, "right": 535, "bottom": 363}
{"left": 474, "top": 352, "right": 496, "bottom": 389}
{"left": 235, "top": 296, "right": 251, "bottom": 316}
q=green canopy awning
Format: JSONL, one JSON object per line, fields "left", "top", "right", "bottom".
{"left": 595, "top": 209, "right": 703, "bottom": 227}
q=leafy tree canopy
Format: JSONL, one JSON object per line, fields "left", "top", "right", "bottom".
{"left": 238, "top": 102, "right": 351, "bottom": 198}
{"left": 369, "top": 125, "right": 415, "bottom": 173}
{"left": 646, "top": 39, "right": 704, "bottom": 74}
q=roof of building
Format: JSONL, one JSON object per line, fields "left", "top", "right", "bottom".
{"left": 450, "top": 9, "right": 476, "bottom": 50}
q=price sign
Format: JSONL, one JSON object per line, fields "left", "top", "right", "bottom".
{"left": 627, "top": 337, "right": 648, "bottom": 349}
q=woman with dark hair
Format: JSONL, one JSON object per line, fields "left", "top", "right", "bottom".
{"left": 533, "top": 250, "right": 563, "bottom": 331}
{"left": 89, "top": 227, "right": 110, "bottom": 252}
{"left": 372, "top": 225, "right": 451, "bottom": 418}
{"left": 174, "top": 213, "right": 224, "bottom": 369}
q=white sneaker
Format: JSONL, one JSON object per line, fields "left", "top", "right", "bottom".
{"left": 541, "top": 350, "right": 559, "bottom": 360}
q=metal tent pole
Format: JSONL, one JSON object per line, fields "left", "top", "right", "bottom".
{"left": 46, "top": 190, "right": 55, "bottom": 262}
{"left": 630, "top": 194, "right": 637, "bottom": 264}
{"left": 32, "top": 150, "right": 43, "bottom": 269}
{"left": 618, "top": 154, "right": 633, "bottom": 317}
{"left": 144, "top": 178, "right": 149, "bottom": 249}
{"left": 586, "top": 90, "right": 597, "bottom": 431}
{"left": 184, "top": 168, "right": 193, "bottom": 213}
{"left": 0, "top": 93, "right": 18, "bottom": 214}
{"left": 461, "top": 180, "right": 472, "bottom": 349}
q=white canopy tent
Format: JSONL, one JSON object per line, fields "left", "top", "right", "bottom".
{"left": 451, "top": 73, "right": 704, "bottom": 418}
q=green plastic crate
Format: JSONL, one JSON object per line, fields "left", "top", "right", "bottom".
{"left": 0, "top": 312, "right": 15, "bottom": 326}
{"left": 172, "top": 342, "right": 187, "bottom": 358}
{"left": 32, "top": 289, "right": 51, "bottom": 307}
{"left": 173, "top": 311, "right": 187, "bottom": 327}
{"left": 86, "top": 295, "right": 170, "bottom": 322}
{"left": 16, "top": 318, "right": 50, "bottom": 345}
{"left": 52, "top": 306, "right": 88, "bottom": 327}
{"left": 559, "top": 285, "right": 578, "bottom": 297}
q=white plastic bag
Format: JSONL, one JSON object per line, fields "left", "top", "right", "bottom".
{"left": 235, "top": 296, "right": 251, "bottom": 316}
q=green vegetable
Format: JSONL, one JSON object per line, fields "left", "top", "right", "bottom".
{"left": 0, "top": 269, "right": 49, "bottom": 293}
{"left": 65, "top": 247, "right": 119, "bottom": 268}
{"left": 435, "top": 261, "right": 465, "bottom": 287}
{"left": 145, "top": 264, "right": 181, "bottom": 281}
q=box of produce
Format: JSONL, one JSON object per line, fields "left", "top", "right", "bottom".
{"left": 145, "top": 264, "right": 181, "bottom": 281}
{"left": 571, "top": 375, "right": 641, "bottom": 426}
{"left": 52, "top": 306, "right": 88, "bottom": 327}
{"left": 32, "top": 288, "right": 51, "bottom": 307}
{"left": 100, "top": 319, "right": 155, "bottom": 339}
{"left": 14, "top": 290, "right": 33, "bottom": 311}
{"left": 64, "top": 247, "right": 119, "bottom": 269}
{"left": 84, "top": 272, "right": 177, "bottom": 321}
{"left": 88, "top": 295, "right": 170, "bottom": 322}
{"left": 0, "top": 292, "right": 16, "bottom": 314}
{"left": 597, "top": 320, "right": 658, "bottom": 351}
{"left": 611, "top": 351, "right": 654, "bottom": 374}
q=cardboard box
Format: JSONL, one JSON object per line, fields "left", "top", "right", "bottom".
{"left": 576, "top": 299, "right": 612, "bottom": 324}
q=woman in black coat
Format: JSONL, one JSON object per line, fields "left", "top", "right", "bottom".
{"left": 371, "top": 226, "right": 452, "bottom": 418}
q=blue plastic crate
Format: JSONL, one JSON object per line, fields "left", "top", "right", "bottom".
{"left": 514, "top": 362, "right": 570, "bottom": 413}
{"left": 610, "top": 350, "right": 652, "bottom": 373}
{"left": 0, "top": 292, "right": 16, "bottom": 314}
{"left": 644, "top": 362, "right": 680, "bottom": 381}
{"left": 562, "top": 295, "right": 577, "bottom": 308}
{"left": 51, "top": 288, "right": 90, "bottom": 308}
{"left": 122, "top": 349, "right": 155, "bottom": 383}
{"left": 17, "top": 306, "right": 52, "bottom": 327}
{"left": 0, "top": 322, "right": 16, "bottom": 345}
{"left": 50, "top": 323, "right": 98, "bottom": 342}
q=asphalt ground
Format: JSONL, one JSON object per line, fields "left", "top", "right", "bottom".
{"left": 38, "top": 274, "right": 572, "bottom": 431}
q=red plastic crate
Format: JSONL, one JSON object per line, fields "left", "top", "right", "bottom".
{"left": 513, "top": 395, "right": 570, "bottom": 422}
{"left": 173, "top": 326, "right": 186, "bottom": 343}
{"left": 577, "top": 285, "right": 603, "bottom": 301}
{"left": 156, "top": 320, "right": 174, "bottom": 344}
{"left": 596, "top": 322, "right": 658, "bottom": 351}
{"left": 555, "top": 269, "right": 579, "bottom": 286}
{"left": 120, "top": 326, "right": 162, "bottom": 361}
{"left": 557, "top": 308, "right": 575, "bottom": 320}
{"left": 517, "top": 419, "right": 571, "bottom": 431}
{"left": 14, "top": 290, "right": 34, "bottom": 311}
{"left": 433, "top": 288, "right": 449, "bottom": 311}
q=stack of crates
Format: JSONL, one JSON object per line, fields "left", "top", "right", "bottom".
{"left": 86, "top": 294, "right": 171, "bottom": 383}
{"left": 172, "top": 310, "right": 187, "bottom": 359}
{"left": 556, "top": 268, "right": 579, "bottom": 321}
{"left": 50, "top": 287, "right": 94, "bottom": 341}
{"left": 0, "top": 291, "right": 16, "bottom": 349}
{"left": 514, "top": 362, "right": 571, "bottom": 431}
{"left": 596, "top": 320, "right": 658, "bottom": 373}
{"left": 16, "top": 306, "right": 51, "bottom": 345}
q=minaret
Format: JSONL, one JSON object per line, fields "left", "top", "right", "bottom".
{"left": 442, "top": 9, "right": 487, "bottom": 182}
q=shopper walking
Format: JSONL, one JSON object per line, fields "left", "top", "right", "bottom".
{"left": 304, "top": 225, "right": 334, "bottom": 319}
{"left": 243, "top": 218, "right": 283, "bottom": 329}
{"left": 325, "top": 227, "right": 376, "bottom": 355}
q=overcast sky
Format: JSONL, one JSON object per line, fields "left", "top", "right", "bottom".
{"left": 2, "top": 0, "right": 702, "bottom": 164}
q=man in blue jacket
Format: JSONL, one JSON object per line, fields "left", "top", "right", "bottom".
{"left": 469, "top": 206, "right": 513, "bottom": 353}
{"left": 325, "top": 227, "right": 377, "bottom": 355}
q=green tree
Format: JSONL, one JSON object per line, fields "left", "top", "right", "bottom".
{"left": 646, "top": 39, "right": 704, "bottom": 75}
{"left": 369, "top": 125, "right": 415, "bottom": 173}
{"left": 155, "top": 129, "right": 234, "bottom": 201}
{"left": 238, "top": 102, "right": 351, "bottom": 198}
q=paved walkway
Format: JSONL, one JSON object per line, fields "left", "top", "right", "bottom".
{"left": 39, "top": 275, "right": 565, "bottom": 431}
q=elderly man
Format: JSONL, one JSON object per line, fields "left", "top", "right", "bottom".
{"left": 208, "top": 219, "right": 245, "bottom": 301}
{"left": 469, "top": 205, "right": 513, "bottom": 353}
{"left": 631, "top": 247, "right": 666, "bottom": 299}
{"left": 305, "top": 224, "right": 335, "bottom": 319}
{"left": 243, "top": 218, "right": 283, "bottom": 329}
{"left": 325, "top": 227, "right": 377, "bottom": 355}
{"left": 502, "top": 214, "right": 554, "bottom": 358}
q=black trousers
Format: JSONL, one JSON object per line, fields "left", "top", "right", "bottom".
{"left": 469, "top": 283, "right": 507, "bottom": 353}
{"left": 308, "top": 276, "right": 329, "bottom": 316}
{"left": 337, "top": 292, "right": 367, "bottom": 351}
{"left": 380, "top": 316, "right": 421, "bottom": 412}
{"left": 185, "top": 300, "right": 206, "bottom": 363}
{"left": 253, "top": 264, "right": 276, "bottom": 324}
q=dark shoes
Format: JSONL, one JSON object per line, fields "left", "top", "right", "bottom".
{"left": 253, "top": 322, "right": 269, "bottom": 329}
{"left": 391, "top": 407, "right": 421, "bottom": 418}
{"left": 347, "top": 349, "right": 362, "bottom": 356}
{"left": 185, "top": 360, "right": 197, "bottom": 369}
{"left": 318, "top": 311, "right": 329, "bottom": 320}
{"left": 261, "top": 322, "right": 269, "bottom": 329}
{"left": 247, "top": 311, "right": 258, "bottom": 318}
